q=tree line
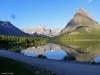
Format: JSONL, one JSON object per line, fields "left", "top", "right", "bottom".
{"left": 0, "top": 35, "right": 50, "bottom": 45}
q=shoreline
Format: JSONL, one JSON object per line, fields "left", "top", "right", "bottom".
{"left": 1, "top": 50, "right": 100, "bottom": 75}
{"left": 1, "top": 49, "right": 100, "bottom": 66}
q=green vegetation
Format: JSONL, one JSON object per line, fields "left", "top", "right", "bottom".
{"left": 0, "top": 56, "right": 62, "bottom": 75}
{"left": 37, "top": 54, "right": 47, "bottom": 59}
{"left": 51, "top": 18, "right": 100, "bottom": 42}
{"left": 92, "top": 60, "right": 95, "bottom": 65}
{"left": 51, "top": 40, "right": 100, "bottom": 53}
{"left": 50, "top": 19, "right": 100, "bottom": 61}
{"left": 63, "top": 55, "right": 76, "bottom": 61}
{"left": 56, "top": 41, "right": 100, "bottom": 61}
{"left": 14, "top": 49, "right": 21, "bottom": 53}
{"left": 0, "top": 35, "right": 50, "bottom": 50}
{"left": 51, "top": 28, "right": 100, "bottom": 42}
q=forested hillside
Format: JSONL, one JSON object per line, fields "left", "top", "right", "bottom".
{"left": 0, "top": 35, "right": 50, "bottom": 49}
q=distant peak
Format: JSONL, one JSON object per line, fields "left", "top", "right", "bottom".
{"left": 35, "top": 24, "right": 48, "bottom": 29}
{"left": 76, "top": 8, "right": 88, "bottom": 15}
{"left": 5, "top": 21, "right": 9, "bottom": 22}
{"left": 37, "top": 24, "right": 45, "bottom": 27}
{"left": 78, "top": 8, "right": 85, "bottom": 11}
{"left": 38, "top": 24, "right": 43, "bottom": 26}
{"left": 79, "top": 8, "right": 84, "bottom": 10}
{"left": 74, "top": 8, "right": 98, "bottom": 23}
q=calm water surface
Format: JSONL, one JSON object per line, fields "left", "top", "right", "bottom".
{"left": 96, "top": 55, "right": 100, "bottom": 62}
{"left": 21, "top": 43, "right": 67, "bottom": 60}
{"left": 3, "top": 41, "right": 100, "bottom": 62}
{"left": 20, "top": 42, "right": 100, "bottom": 62}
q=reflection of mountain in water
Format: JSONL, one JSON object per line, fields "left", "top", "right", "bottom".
{"left": 22, "top": 42, "right": 100, "bottom": 62}
{"left": 56, "top": 41, "right": 100, "bottom": 61}
{"left": 60, "top": 46, "right": 100, "bottom": 61}
{"left": 22, "top": 43, "right": 62, "bottom": 55}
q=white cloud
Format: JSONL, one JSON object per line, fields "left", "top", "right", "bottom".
{"left": 88, "top": 0, "right": 92, "bottom": 3}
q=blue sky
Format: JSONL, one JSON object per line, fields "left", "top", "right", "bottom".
{"left": 0, "top": 0, "right": 100, "bottom": 29}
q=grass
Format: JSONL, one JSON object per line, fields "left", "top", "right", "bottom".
{"left": 0, "top": 56, "right": 62, "bottom": 75}
{"left": 51, "top": 18, "right": 100, "bottom": 42}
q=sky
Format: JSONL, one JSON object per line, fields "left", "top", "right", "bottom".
{"left": 0, "top": 0, "right": 100, "bottom": 29}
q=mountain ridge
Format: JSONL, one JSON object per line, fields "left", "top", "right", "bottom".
{"left": 0, "top": 20, "right": 31, "bottom": 37}
{"left": 22, "top": 25, "right": 61, "bottom": 37}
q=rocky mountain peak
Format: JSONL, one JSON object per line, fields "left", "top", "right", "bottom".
{"left": 37, "top": 24, "right": 46, "bottom": 27}
{"left": 37, "top": 24, "right": 43, "bottom": 27}
{"left": 76, "top": 8, "right": 86, "bottom": 13}
{"left": 74, "top": 8, "right": 98, "bottom": 23}
{"left": 60, "top": 8, "right": 99, "bottom": 34}
{"left": 22, "top": 25, "right": 61, "bottom": 37}
{"left": 5, "top": 21, "right": 9, "bottom": 22}
{"left": 35, "top": 24, "right": 49, "bottom": 30}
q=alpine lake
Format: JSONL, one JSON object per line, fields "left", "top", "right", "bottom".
{"left": 1, "top": 41, "right": 100, "bottom": 62}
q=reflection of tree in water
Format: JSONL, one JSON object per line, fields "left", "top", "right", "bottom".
{"left": 7, "top": 45, "right": 32, "bottom": 51}
{"left": 5, "top": 41, "right": 100, "bottom": 62}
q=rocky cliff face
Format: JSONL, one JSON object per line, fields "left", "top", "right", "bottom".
{"left": 74, "top": 8, "right": 98, "bottom": 23}
{"left": 60, "top": 8, "right": 98, "bottom": 34}
{"left": 0, "top": 20, "right": 30, "bottom": 36}
{"left": 22, "top": 25, "right": 61, "bottom": 37}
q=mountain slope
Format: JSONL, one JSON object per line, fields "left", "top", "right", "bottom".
{"left": 60, "top": 8, "right": 99, "bottom": 34}
{"left": 0, "top": 21, "right": 30, "bottom": 36}
{"left": 51, "top": 8, "right": 100, "bottom": 41}
{"left": 22, "top": 25, "right": 61, "bottom": 37}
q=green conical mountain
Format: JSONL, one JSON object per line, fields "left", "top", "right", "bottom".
{"left": 52, "top": 8, "right": 100, "bottom": 41}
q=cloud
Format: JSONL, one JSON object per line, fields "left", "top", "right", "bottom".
{"left": 88, "top": 0, "right": 92, "bottom": 3}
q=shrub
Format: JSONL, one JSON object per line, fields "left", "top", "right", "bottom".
{"left": 92, "top": 60, "right": 95, "bottom": 65}
{"left": 38, "top": 54, "right": 43, "bottom": 58}
{"left": 37, "top": 54, "right": 47, "bottom": 59}
{"left": 63, "top": 55, "right": 76, "bottom": 61}
{"left": 15, "top": 49, "right": 21, "bottom": 53}
{"left": 64, "top": 55, "right": 69, "bottom": 60}
{"left": 42, "top": 56, "right": 47, "bottom": 59}
{"left": 70, "top": 56, "right": 76, "bottom": 60}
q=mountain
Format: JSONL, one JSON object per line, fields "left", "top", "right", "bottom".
{"left": 52, "top": 8, "right": 100, "bottom": 40}
{"left": 60, "top": 8, "right": 99, "bottom": 34}
{"left": 0, "top": 20, "right": 31, "bottom": 36}
{"left": 22, "top": 25, "right": 61, "bottom": 37}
